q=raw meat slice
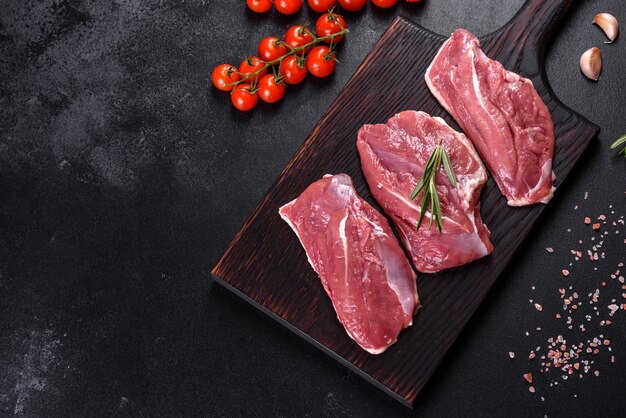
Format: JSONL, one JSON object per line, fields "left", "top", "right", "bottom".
{"left": 425, "top": 29, "right": 555, "bottom": 206}
{"left": 279, "top": 173, "right": 419, "bottom": 354}
{"left": 357, "top": 110, "right": 493, "bottom": 273}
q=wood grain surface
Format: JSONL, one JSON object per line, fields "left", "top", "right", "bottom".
{"left": 212, "top": 0, "right": 599, "bottom": 407}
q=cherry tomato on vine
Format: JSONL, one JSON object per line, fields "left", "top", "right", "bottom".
{"left": 307, "top": 46, "right": 336, "bottom": 78}
{"left": 258, "top": 37, "right": 288, "bottom": 62}
{"left": 338, "top": 0, "right": 366, "bottom": 12}
{"left": 246, "top": 0, "right": 272, "bottom": 13}
{"left": 315, "top": 12, "right": 347, "bottom": 43}
{"left": 258, "top": 74, "right": 286, "bottom": 103}
{"left": 371, "top": 0, "right": 398, "bottom": 8}
{"left": 274, "top": 0, "right": 303, "bottom": 15}
{"left": 307, "top": 0, "right": 337, "bottom": 13}
{"left": 279, "top": 55, "right": 308, "bottom": 85}
{"left": 231, "top": 84, "right": 258, "bottom": 111}
{"left": 284, "top": 25, "right": 314, "bottom": 53}
{"left": 238, "top": 56, "right": 267, "bottom": 82}
{"left": 212, "top": 64, "right": 240, "bottom": 92}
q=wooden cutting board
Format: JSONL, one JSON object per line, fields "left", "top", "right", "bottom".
{"left": 212, "top": 0, "right": 599, "bottom": 407}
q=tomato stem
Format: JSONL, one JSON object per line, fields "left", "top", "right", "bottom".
{"left": 225, "top": 28, "right": 349, "bottom": 88}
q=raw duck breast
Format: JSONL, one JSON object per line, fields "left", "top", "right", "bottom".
{"left": 279, "top": 174, "right": 420, "bottom": 354}
{"left": 357, "top": 110, "right": 493, "bottom": 273}
{"left": 425, "top": 29, "right": 555, "bottom": 206}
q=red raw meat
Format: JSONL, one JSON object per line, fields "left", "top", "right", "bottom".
{"left": 357, "top": 110, "right": 493, "bottom": 273}
{"left": 279, "top": 174, "right": 420, "bottom": 354}
{"left": 425, "top": 29, "right": 555, "bottom": 206}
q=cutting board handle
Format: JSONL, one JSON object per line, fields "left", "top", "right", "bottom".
{"left": 489, "top": 0, "right": 575, "bottom": 76}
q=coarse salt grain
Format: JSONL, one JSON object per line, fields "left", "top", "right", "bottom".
{"left": 518, "top": 204, "right": 623, "bottom": 398}
{"left": 509, "top": 352, "right": 515, "bottom": 359}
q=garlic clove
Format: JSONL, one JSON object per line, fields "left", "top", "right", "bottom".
{"left": 593, "top": 13, "right": 619, "bottom": 43}
{"left": 580, "top": 47, "right": 602, "bottom": 81}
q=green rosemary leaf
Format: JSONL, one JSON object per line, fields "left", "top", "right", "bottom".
{"left": 423, "top": 148, "right": 438, "bottom": 173}
{"left": 442, "top": 148, "right": 458, "bottom": 187}
{"left": 610, "top": 134, "right": 626, "bottom": 157}
{"left": 410, "top": 176, "right": 427, "bottom": 200}
{"left": 428, "top": 181, "right": 437, "bottom": 229}
{"left": 416, "top": 189, "right": 431, "bottom": 231}
{"left": 431, "top": 182, "right": 443, "bottom": 232}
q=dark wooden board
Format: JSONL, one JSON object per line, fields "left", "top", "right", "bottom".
{"left": 212, "top": 0, "right": 599, "bottom": 407}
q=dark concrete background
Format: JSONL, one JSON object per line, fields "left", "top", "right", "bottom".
{"left": 1, "top": 0, "right": 625, "bottom": 416}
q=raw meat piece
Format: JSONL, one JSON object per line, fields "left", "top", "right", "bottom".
{"left": 425, "top": 29, "right": 555, "bottom": 206}
{"left": 357, "top": 110, "right": 493, "bottom": 273}
{"left": 279, "top": 173, "right": 419, "bottom": 354}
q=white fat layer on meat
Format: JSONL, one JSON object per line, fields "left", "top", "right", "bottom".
{"left": 335, "top": 209, "right": 373, "bottom": 351}
{"left": 506, "top": 159, "right": 556, "bottom": 206}
{"left": 365, "top": 346, "right": 390, "bottom": 355}
{"left": 376, "top": 238, "right": 418, "bottom": 318}
{"left": 469, "top": 49, "right": 492, "bottom": 143}
{"left": 469, "top": 48, "right": 517, "bottom": 171}
{"left": 362, "top": 217, "right": 387, "bottom": 237}
{"left": 466, "top": 211, "right": 490, "bottom": 256}
{"left": 338, "top": 210, "right": 349, "bottom": 284}
{"left": 424, "top": 34, "right": 455, "bottom": 113}
{"left": 278, "top": 201, "right": 319, "bottom": 274}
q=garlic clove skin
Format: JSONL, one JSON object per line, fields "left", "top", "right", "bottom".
{"left": 593, "top": 13, "right": 619, "bottom": 43}
{"left": 580, "top": 47, "right": 602, "bottom": 81}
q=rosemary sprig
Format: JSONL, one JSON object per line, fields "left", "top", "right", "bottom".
{"left": 610, "top": 134, "right": 626, "bottom": 157}
{"left": 409, "top": 144, "right": 457, "bottom": 233}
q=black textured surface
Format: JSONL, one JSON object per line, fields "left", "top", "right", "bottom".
{"left": 1, "top": 0, "right": 625, "bottom": 417}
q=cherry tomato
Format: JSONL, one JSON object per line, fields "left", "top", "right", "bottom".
{"left": 246, "top": 0, "right": 272, "bottom": 13}
{"left": 212, "top": 64, "right": 240, "bottom": 92}
{"left": 258, "top": 74, "right": 286, "bottom": 103}
{"left": 231, "top": 84, "right": 258, "bottom": 111}
{"left": 238, "top": 56, "right": 267, "bottom": 83}
{"left": 371, "top": 0, "right": 398, "bottom": 8}
{"left": 274, "top": 0, "right": 303, "bottom": 15}
{"left": 258, "top": 37, "right": 288, "bottom": 63}
{"left": 315, "top": 12, "right": 347, "bottom": 43}
{"left": 279, "top": 55, "right": 308, "bottom": 85}
{"left": 306, "top": 46, "right": 336, "bottom": 78}
{"left": 307, "top": 0, "right": 337, "bottom": 13}
{"left": 338, "top": 0, "right": 366, "bottom": 12}
{"left": 284, "top": 25, "right": 314, "bottom": 53}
